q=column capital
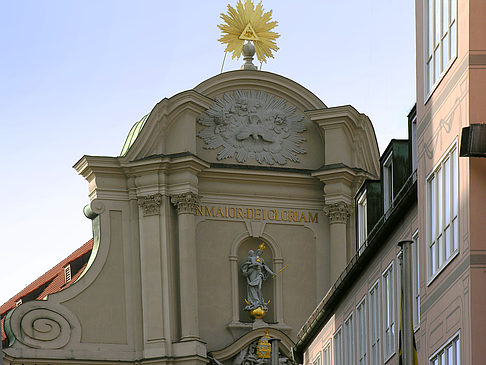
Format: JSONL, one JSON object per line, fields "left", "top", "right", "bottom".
{"left": 171, "top": 192, "right": 200, "bottom": 215}
{"left": 138, "top": 193, "right": 163, "bottom": 216}
{"left": 323, "top": 202, "right": 352, "bottom": 224}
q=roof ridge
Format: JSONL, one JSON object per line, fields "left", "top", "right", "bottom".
{"left": 0, "top": 238, "right": 93, "bottom": 314}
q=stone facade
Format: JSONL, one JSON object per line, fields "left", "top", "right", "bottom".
{"left": 2, "top": 70, "right": 379, "bottom": 364}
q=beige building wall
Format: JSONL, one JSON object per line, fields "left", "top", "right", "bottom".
{"left": 415, "top": 0, "right": 486, "bottom": 363}
{"left": 2, "top": 71, "right": 380, "bottom": 365}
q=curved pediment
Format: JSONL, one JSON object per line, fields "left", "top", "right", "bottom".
{"left": 211, "top": 328, "right": 294, "bottom": 362}
{"left": 194, "top": 70, "right": 326, "bottom": 112}
{"left": 120, "top": 71, "right": 329, "bottom": 170}
{"left": 119, "top": 70, "right": 378, "bottom": 176}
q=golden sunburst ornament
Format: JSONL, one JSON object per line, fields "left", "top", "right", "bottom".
{"left": 218, "top": 0, "right": 279, "bottom": 64}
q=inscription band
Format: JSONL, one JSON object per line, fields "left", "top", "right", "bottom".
{"left": 196, "top": 205, "right": 318, "bottom": 223}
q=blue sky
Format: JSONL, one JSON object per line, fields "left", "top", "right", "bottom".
{"left": 0, "top": 1, "right": 415, "bottom": 304}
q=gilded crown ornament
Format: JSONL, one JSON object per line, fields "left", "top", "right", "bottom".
{"left": 256, "top": 330, "right": 272, "bottom": 358}
{"left": 218, "top": 0, "right": 279, "bottom": 64}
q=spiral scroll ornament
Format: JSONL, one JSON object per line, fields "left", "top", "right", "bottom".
{"left": 11, "top": 304, "right": 76, "bottom": 349}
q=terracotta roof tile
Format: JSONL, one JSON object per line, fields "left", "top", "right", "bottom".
{"left": 1, "top": 239, "right": 93, "bottom": 342}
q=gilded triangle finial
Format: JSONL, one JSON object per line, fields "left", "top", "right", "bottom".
{"left": 218, "top": 0, "right": 279, "bottom": 64}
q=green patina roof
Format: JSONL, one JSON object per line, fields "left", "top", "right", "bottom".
{"left": 120, "top": 114, "right": 149, "bottom": 156}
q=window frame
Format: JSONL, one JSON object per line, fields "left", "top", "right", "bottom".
{"left": 322, "top": 340, "right": 332, "bottom": 365}
{"left": 64, "top": 264, "right": 72, "bottom": 284}
{"left": 382, "top": 261, "right": 396, "bottom": 361}
{"left": 333, "top": 327, "right": 343, "bottom": 365}
{"left": 429, "top": 331, "right": 460, "bottom": 364}
{"left": 426, "top": 139, "right": 459, "bottom": 284}
{"left": 383, "top": 153, "right": 394, "bottom": 213}
{"left": 343, "top": 312, "right": 354, "bottom": 365}
{"left": 357, "top": 190, "right": 368, "bottom": 250}
{"left": 424, "top": 0, "right": 458, "bottom": 101}
{"left": 312, "top": 352, "right": 321, "bottom": 365}
{"left": 411, "top": 114, "right": 418, "bottom": 172}
{"left": 356, "top": 296, "right": 367, "bottom": 365}
{"left": 412, "top": 230, "right": 420, "bottom": 330}
{"left": 368, "top": 279, "right": 381, "bottom": 365}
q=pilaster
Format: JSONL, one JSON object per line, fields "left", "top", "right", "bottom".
{"left": 324, "top": 202, "right": 352, "bottom": 283}
{"left": 171, "top": 192, "right": 201, "bottom": 342}
{"left": 137, "top": 192, "right": 169, "bottom": 357}
{"left": 312, "top": 165, "right": 368, "bottom": 283}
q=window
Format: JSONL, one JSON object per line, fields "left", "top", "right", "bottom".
{"left": 369, "top": 281, "right": 381, "bottom": 365}
{"left": 64, "top": 264, "right": 72, "bottom": 284}
{"left": 357, "top": 190, "right": 368, "bottom": 250}
{"left": 334, "top": 328, "right": 343, "bottom": 365}
{"left": 323, "top": 342, "right": 331, "bottom": 365}
{"left": 383, "top": 263, "right": 395, "bottom": 359}
{"left": 412, "top": 231, "right": 420, "bottom": 329}
{"left": 430, "top": 333, "right": 460, "bottom": 364}
{"left": 427, "top": 143, "right": 459, "bottom": 279}
{"left": 15, "top": 299, "right": 22, "bottom": 307}
{"left": 313, "top": 353, "right": 321, "bottom": 365}
{"left": 343, "top": 313, "right": 354, "bottom": 365}
{"left": 411, "top": 115, "right": 418, "bottom": 172}
{"left": 356, "top": 298, "right": 367, "bottom": 365}
{"left": 425, "top": 0, "right": 457, "bottom": 96}
{"left": 383, "top": 153, "right": 393, "bottom": 212}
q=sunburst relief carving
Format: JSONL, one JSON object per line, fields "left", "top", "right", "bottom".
{"left": 197, "top": 90, "right": 306, "bottom": 165}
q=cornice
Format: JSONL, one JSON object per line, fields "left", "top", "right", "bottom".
{"left": 198, "top": 193, "right": 324, "bottom": 211}
{"left": 307, "top": 105, "right": 380, "bottom": 177}
{"left": 120, "top": 153, "right": 209, "bottom": 176}
{"left": 312, "top": 164, "right": 372, "bottom": 186}
{"left": 306, "top": 104, "right": 362, "bottom": 124}
{"left": 73, "top": 155, "right": 124, "bottom": 181}
{"left": 200, "top": 167, "right": 318, "bottom": 187}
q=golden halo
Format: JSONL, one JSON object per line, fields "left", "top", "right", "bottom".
{"left": 218, "top": 0, "right": 279, "bottom": 63}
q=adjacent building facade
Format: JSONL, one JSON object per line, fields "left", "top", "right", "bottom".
{"left": 294, "top": 111, "right": 419, "bottom": 365}
{"left": 295, "top": 0, "right": 486, "bottom": 364}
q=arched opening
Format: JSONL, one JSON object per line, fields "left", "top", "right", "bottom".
{"left": 237, "top": 237, "right": 275, "bottom": 323}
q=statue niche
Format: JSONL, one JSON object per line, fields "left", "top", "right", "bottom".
{"left": 238, "top": 238, "right": 275, "bottom": 323}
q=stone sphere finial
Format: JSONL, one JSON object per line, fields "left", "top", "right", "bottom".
{"left": 241, "top": 41, "right": 258, "bottom": 70}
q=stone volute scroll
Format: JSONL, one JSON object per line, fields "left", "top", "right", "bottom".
{"left": 323, "top": 202, "right": 352, "bottom": 224}
{"left": 197, "top": 90, "right": 306, "bottom": 165}
{"left": 171, "top": 192, "right": 201, "bottom": 215}
{"left": 5, "top": 300, "right": 81, "bottom": 350}
{"left": 138, "top": 193, "right": 163, "bottom": 216}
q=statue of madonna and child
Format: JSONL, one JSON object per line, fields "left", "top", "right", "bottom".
{"left": 241, "top": 242, "right": 276, "bottom": 319}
